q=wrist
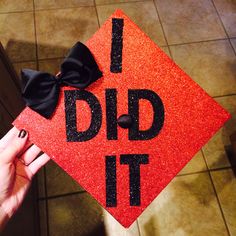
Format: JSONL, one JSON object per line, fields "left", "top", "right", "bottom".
{"left": 0, "top": 204, "right": 9, "bottom": 231}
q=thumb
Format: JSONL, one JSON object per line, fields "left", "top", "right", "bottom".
{"left": 0, "top": 129, "right": 28, "bottom": 164}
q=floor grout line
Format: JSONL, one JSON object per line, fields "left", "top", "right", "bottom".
{"left": 176, "top": 166, "right": 234, "bottom": 178}
{"left": 32, "top": 0, "right": 39, "bottom": 71}
{"left": 201, "top": 149, "right": 231, "bottom": 236}
{"left": 152, "top": 0, "right": 172, "bottom": 58}
{"left": 177, "top": 169, "right": 211, "bottom": 177}
{"left": 38, "top": 57, "right": 65, "bottom": 62}
{"left": 38, "top": 191, "right": 86, "bottom": 201}
{"left": 24, "top": 4, "right": 95, "bottom": 13}
{"left": 12, "top": 57, "right": 65, "bottom": 65}
{"left": 0, "top": 4, "right": 95, "bottom": 15}
{"left": 34, "top": 5, "right": 95, "bottom": 12}
{"left": 168, "top": 37, "right": 229, "bottom": 47}
{"left": 12, "top": 59, "right": 37, "bottom": 64}
{"left": 95, "top": 0, "right": 151, "bottom": 7}
{"left": 228, "top": 38, "right": 236, "bottom": 56}
{"left": 94, "top": 0, "right": 101, "bottom": 27}
{"left": 0, "top": 10, "right": 33, "bottom": 14}
{"left": 208, "top": 170, "right": 231, "bottom": 236}
{"left": 210, "top": 166, "right": 235, "bottom": 172}
{"left": 213, "top": 94, "right": 236, "bottom": 99}
{"left": 137, "top": 219, "right": 142, "bottom": 236}
{"left": 201, "top": 148, "right": 212, "bottom": 173}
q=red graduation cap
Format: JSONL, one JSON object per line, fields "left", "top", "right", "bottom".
{"left": 14, "top": 10, "right": 230, "bottom": 227}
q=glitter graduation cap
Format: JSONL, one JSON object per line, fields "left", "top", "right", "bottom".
{"left": 13, "top": 10, "right": 230, "bottom": 227}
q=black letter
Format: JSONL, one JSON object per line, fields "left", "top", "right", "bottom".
{"left": 106, "top": 89, "right": 118, "bottom": 140}
{"left": 110, "top": 18, "right": 124, "bottom": 73}
{"left": 128, "top": 89, "right": 164, "bottom": 140}
{"left": 120, "top": 154, "right": 149, "bottom": 206}
{"left": 106, "top": 155, "right": 117, "bottom": 207}
{"left": 65, "top": 90, "right": 102, "bottom": 142}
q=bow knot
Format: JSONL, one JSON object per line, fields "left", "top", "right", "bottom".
{"left": 21, "top": 42, "right": 103, "bottom": 119}
{"left": 55, "top": 74, "right": 63, "bottom": 86}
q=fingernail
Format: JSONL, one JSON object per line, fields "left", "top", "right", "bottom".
{"left": 18, "top": 129, "right": 27, "bottom": 138}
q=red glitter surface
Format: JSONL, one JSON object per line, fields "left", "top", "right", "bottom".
{"left": 13, "top": 10, "right": 230, "bottom": 227}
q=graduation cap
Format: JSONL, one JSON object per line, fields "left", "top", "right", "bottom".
{"left": 13, "top": 10, "right": 230, "bottom": 227}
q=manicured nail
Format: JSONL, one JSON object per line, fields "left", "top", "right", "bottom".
{"left": 18, "top": 129, "right": 27, "bottom": 138}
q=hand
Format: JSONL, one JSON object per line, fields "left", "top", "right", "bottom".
{"left": 0, "top": 127, "right": 50, "bottom": 229}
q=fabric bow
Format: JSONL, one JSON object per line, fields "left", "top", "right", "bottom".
{"left": 21, "top": 42, "right": 103, "bottom": 119}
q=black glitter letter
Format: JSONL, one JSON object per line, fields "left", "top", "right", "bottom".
{"left": 65, "top": 90, "right": 102, "bottom": 142}
{"left": 106, "top": 155, "right": 117, "bottom": 207}
{"left": 128, "top": 89, "right": 164, "bottom": 140}
{"left": 106, "top": 89, "right": 118, "bottom": 140}
{"left": 110, "top": 18, "right": 124, "bottom": 73}
{"left": 120, "top": 154, "right": 149, "bottom": 206}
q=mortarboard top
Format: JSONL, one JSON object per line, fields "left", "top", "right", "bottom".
{"left": 13, "top": 9, "right": 230, "bottom": 227}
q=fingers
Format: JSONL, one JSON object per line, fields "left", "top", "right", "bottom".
{"left": 0, "top": 127, "right": 19, "bottom": 150}
{"left": 0, "top": 127, "right": 31, "bottom": 154}
{"left": 1, "top": 127, "right": 50, "bottom": 176}
{"left": 28, "top": 153, "right": 50, "bottom": 175}
{"left": 20, "top": 144, "right": 42, "bottom": 165}
{"left": 21, "top": 139, "right": 34, "bottom": 154}
{"left": 0, "top": 129, "right": 28, "bottom": 164}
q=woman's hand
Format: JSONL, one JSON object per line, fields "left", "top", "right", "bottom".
{"left": 0, "top": 127, "right": 50, "bottom": 229}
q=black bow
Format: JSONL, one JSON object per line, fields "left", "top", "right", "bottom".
{"left": 21, "top": 42, "right": 102, "bottom": 119}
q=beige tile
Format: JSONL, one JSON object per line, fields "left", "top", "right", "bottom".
{"left": 170, "top": 40, "right": 236, "bottom": 97}
{"left": 211, "top": 169, "right": 236, "bottom": 236}
{"left": 178, "top": 150, "right": 207, "bottom": 175}
{"left": 103, "top": 211, "right": 140, "bottom": 236}
{"left": 0, "top": 12, "right": 36, "bottom": 62}
{"left": 47, "top": 192, "right": 105, "bottom": 236}
{"left": 38, "top": 200, "right": 48, "bottom": 236}
{"left": 35, "top": 0, "right": 93, "bottom": 10}
{"left": 0, "top": 0, "right": 33, "bottom": 13}
{"left": 96, "top": 1, "right": 167, "bottom": 46}
{"left": 96, "top": 0, "right": 146, "bottom": 5}
{"left": 46, "top": 160, "right": 84, "bottom": 197}
{"left": 37, "top": 167, "right": 46, "bottom": 198}
{"left": 203, "top": 95, "right": 236, "bottom": 169}
{"left": 13, "top": 61, "right": 37, "bottom": 77}
{"left": 138, "top": 173, "right": 228, "bottom": 236}
{"left": 35, "top": 7, "right": 99, "bottom": 59}
{"left": 39, "top": 58, "right": 63, "bottom": 74}
{"left": 230, "top": 38, "right": 236, "bottom": 52}
{"left": 213, "top": 0, "right": 236, "bottom": 37}
{"left": 155, "top": 0, "right": 226, "bottom": 45}
{"left": 47, "top": 192, "right": 140, "bottom": 235}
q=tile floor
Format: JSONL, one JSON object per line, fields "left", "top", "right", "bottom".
{"left": 1, "top": 0, "right": 235, "bottom": 235}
